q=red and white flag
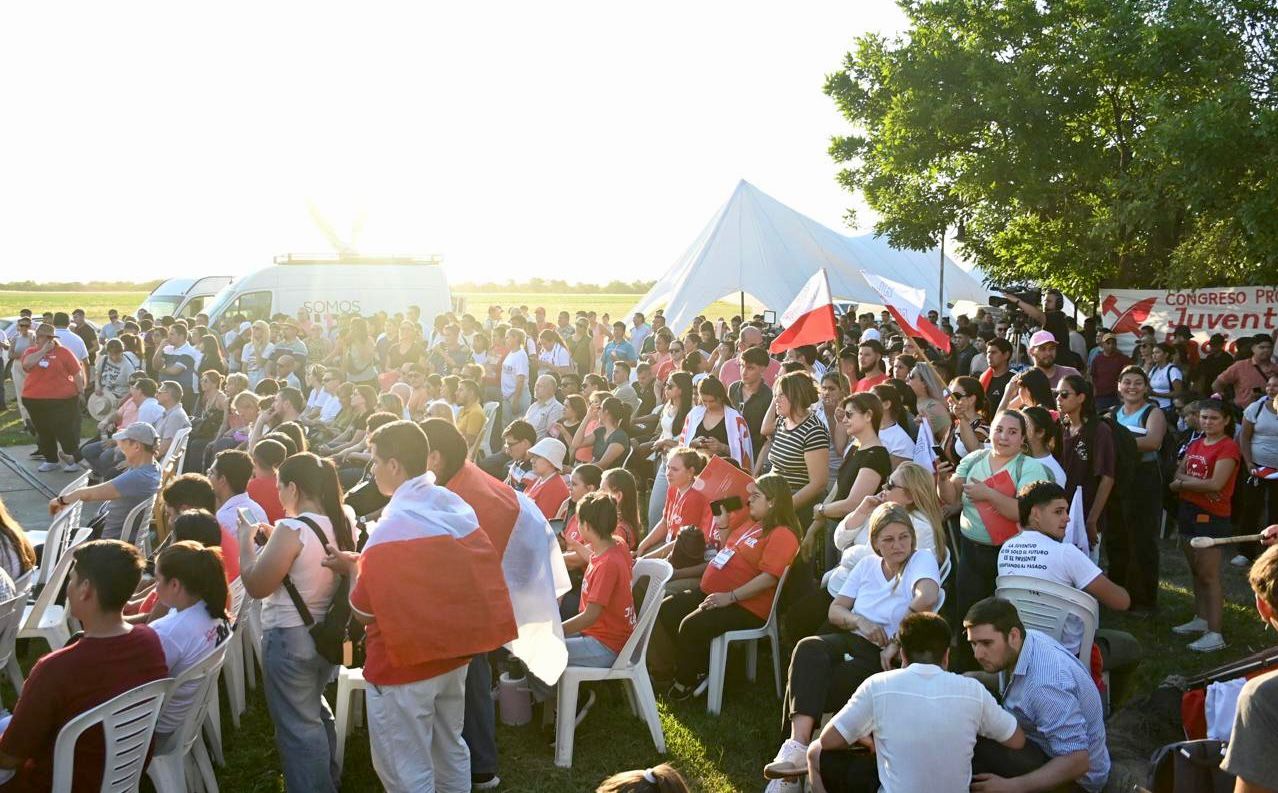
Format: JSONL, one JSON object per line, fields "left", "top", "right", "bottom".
{"left": 769, "top": 269, "right": 838, "bottom": 354}
{"left": 860, "top": 271, "right": 951, "bottom": 354}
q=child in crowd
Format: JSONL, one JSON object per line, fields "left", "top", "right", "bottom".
{"left": 600, "top": 467, "right": 642, "bottom": 550}
{"left": 596, "top": 764, "right": 690, "bottom": 793}
{"left": 247, "top": 438, "right": 287, "bottom": 522}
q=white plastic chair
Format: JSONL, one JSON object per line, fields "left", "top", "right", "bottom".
{"left": 706, "top": 565, "right": 791, "bottom": 716}
{"left": 554, "top": 558, "right": 674, "bottom": 767}
{"left": 159, "top": 426, "right": 192, "bottom": 474}
{"left": 118, "top": 499, "right": 154, "bottom": 549}
{"left": 476, "top": 401, "right": 500, "bottom": 458}
{"left": 334, "top": 666, "right": 368, "bottom": 772}
{"left": 995, "top": 575, "right": 1099, "bottom": 663}
{"left": 51, "top": 676, "right": 173, "bottom": 793}
{"left": 148, "top": 640, "right": 229, "bottom": 793}
{"left": 32, "top": 498, "right": 84, "bottom": 589}
{"left": 215, "top": 579, "right": 251, "bottom": 733}
{"left": 0, "top": 592, "right": 27, "bottom": 709}
{"left": 16, "top": 527, "right": 92, "bottom": 655}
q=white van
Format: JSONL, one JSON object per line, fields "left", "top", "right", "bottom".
{"left": 203, "top": 254, "right": 452, "bottom": 327}
{"left": 139, "top": 276, "right": 234, "bottom": 319}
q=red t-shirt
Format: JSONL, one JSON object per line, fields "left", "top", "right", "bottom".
{"left": 700, "top": 522, "right": 799, "bottom": 620}
{"left": 853, "top": 371, "right": 888, "bottom": 394}
{"left": 1181, "top": 436, "right": 1242, "bottom": 517}
{"left": 565, "top": 512, "right": 634, "bottom": 549}
{"left": 0, "top": 626, "right": 168, "bottom": 793}
{"left": 19, "top": 345, "right": 81, "bottom": 400}
{"left": 247, "top": 475, "right": 285, "bottom": 524}
{"left": 580, "top": 543, "right": 636, "bottom": 653}
{"left": 662, "top": 486, "right": 712, "bottom": 543}
{"left": 525, "top": 474, "right": 569, "bottom": 521}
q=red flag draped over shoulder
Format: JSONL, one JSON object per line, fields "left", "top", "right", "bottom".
{"left": 355, "top": 474, "right": 517, "bottom": 669}
{"left": 769, "top": 269, "right": 838, "bottom": 354}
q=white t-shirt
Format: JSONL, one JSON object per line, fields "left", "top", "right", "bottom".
{"left": 538, "top": 345, "right": 570, "bottom": 370}
{"left": 241, "top": 342, "right": 276, "bottom": 387}
{"left": 879, "top": 423, "right": 914, "bottom": 460}
{"left": 262, "top": 510, "right": 351, "bottom": 631}
{"left": 838, "top": 550, "right": 941, "bottom": 638}
{"left": 319, "top": 392, "right": 343, "bottom": 422}
{"left": 1034, "top": 453, "right": 1067, "bottom": 486}
{"left": 829, "top": 510, "right": 941, "bottom": 597}
{"left": 830, "top": 663, "right": 1018, "bottom": 793}
{"left": 135, "top": 397, "right": 164, "bottom": 427}
{"left": 1146, "top": 363, "right": 1183, "bottom": 409}
{"left": 306, "top": 388, "right": 330, "bottom": 412}
{"left": 152, "top": 602, "right": 229, "bottom": 734}
{"left": 501, "top": 349, "right": 530, "bottom": 398}
{"left": 55, "top": 328, "right": 88, "bottom": 361}
{"left": 997, "top": 530, "right": 1101, "bottom": 655}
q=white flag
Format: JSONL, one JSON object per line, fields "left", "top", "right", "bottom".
{"left": 1064, "top": 486, "right": 1090, "bottom": 556}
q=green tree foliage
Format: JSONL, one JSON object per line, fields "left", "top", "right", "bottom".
{"left": 825, "top": 0, "right": 1278, "bottom": 295}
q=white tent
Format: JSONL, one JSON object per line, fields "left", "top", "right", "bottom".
{"left": 631, "top": 180, "right": 989, "bottom": 333}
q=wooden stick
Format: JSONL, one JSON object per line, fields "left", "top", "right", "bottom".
{"left": 1189, "top": 533, "right": 1264, "bottom": 549}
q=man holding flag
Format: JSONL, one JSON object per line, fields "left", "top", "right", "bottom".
{"left": 323, "top": 421, "right": 519, "bottom": 793}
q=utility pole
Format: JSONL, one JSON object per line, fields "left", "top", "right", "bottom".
{"left": 938, "top": 228, "right": 946, "bottom": 319}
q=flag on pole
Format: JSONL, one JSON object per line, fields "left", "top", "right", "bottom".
{"left": 859, "top": 271, "right": 951, "bottom": 353}
{"left": 769, "top": 269, "right": 838, "bottom": 354}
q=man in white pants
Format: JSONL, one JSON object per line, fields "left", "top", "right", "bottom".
{"left": 324, "top": 421, "right": 516, "bottom": 792}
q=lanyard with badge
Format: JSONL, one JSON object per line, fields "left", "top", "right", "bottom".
{"left": 710, "top": 525, "right": 762, "bottom": 569}
{"left": 666, "top": 486, "right": 692, "bottom": 534}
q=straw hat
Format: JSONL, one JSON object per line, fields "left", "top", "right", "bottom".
{"left": 86, "top": 391, "right": 118, "bottom": 423}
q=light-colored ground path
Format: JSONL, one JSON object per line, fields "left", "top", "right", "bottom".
{"left": 0, "top": 444, "right": 78, "bottom": 530}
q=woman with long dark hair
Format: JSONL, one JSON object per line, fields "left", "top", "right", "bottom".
{"left": 238, "top": 453, "right": 355, "bottom": 793}
{"left": 1057, "top": 374, "right": 1115, "bottom": 551}
{"left": 0, "top": 496, "right": 37, "bottom": 582}
{"left": 1022, "top": 405, "right": 1067, "bottom": 486}
{"left": 660, "top": 473, "right": 801, "bottom": 700}
{"left": 940, "top": 375, "right": 990, "bottom": 466}
{"left": 198, "top": 334, "right": 227, "bottom": 376}
{"left": 1111, "top": 365, "right": 1168, "bottom": 614}
{"left": 571, "top": 395, "right": 632, "bottom": 469}
{"left": 679, "top": 376, "right": 753, "bottom": 470}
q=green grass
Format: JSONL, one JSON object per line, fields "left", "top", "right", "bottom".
{"left": 0, "top": 290, "right": 757, "bottom": 328}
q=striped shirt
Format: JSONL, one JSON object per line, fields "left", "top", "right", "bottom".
{"left": 1001, "top": 630, "right": 1109, "bottom": 792}
{"left": 768, "top": 413, "right": 830, "bottom": 495}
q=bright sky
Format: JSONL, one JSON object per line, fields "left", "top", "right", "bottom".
{"left": 1, "top": 1, "right": 909, "bottom": 286}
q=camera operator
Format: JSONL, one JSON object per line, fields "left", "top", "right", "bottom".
{"left": 1000, "top": 289, "right": 1080, "bottom": 368}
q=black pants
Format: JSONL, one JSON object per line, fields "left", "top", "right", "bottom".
{"left": 658, "top": 588, "right": 762, "bottom": 686}
{"left": 1240, "top": 475, "right": 1278, "bottom": 536}
{"left": 953, "top": 533, "right": 1000, "bottom": 671}
{"left": 816, "top": 747, "right": 879, "bottom": 793}
{"left": 1105, "top": 460, "right": 1163, "bottom": 609}
{"left": 25, "top": 396, "right": 81, "bottom": 463}
{"left": 973, "top": 737, "right": 1087, "bottom": 792}
{"left": 785, "top": 631, "right": 883, "bottom": 722}
{"left": 782, "top": 586, "right": 833, "bottom": 646}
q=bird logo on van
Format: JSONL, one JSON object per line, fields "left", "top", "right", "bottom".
{"left": 1100, "top": 295, "right": 1158, "bottom": 335}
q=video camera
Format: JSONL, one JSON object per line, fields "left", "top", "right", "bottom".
{"left": 988, "top": 285, "right": 1042, "bottom": 310}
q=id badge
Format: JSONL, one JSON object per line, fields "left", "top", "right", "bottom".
{"left": 710, "top": 547, "right": 735, "bottom": 569}
{"left": 38, "top": 358, "right": 49, "bottom": 368}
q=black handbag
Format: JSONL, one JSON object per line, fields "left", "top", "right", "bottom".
{"left": 279, "top": 516, "right": 363, "bottom": 667}
{"left": 1146, "top": 739, "right": 1234, "bottom": 793}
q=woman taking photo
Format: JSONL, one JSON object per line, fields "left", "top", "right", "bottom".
{"left": 1169, "top": 399, "right": 1240, "bottom": 652}
{"left": 679, "top": 377, "right": 753, "bottom": 470}
{"left": 1111, "top": 365, "right": 1168, "bottom": 614}
{"left": 1057, "top": 375, "right": 1115, "bottom": 550}
{"left": 940, "top": 376, "right": 990, "bottom": 466}
{"left": 1022, "top": 405, "right": 1067, "bottom": 486}
{"left": 761, "top": 372, "right": 830, "bottom": 522}
{"left": 636, "top": 447, "right": 712, "bottom": 557}
{"left": 570, "top": 396, "right": 632, "bottom": 469}
{"left": 765, "top": 503, "right": 940, "bottom": 780}
{"left": 644, "top": 371, "right": 694, "bottom": 528}
{"left": 238, "top": 453, "right": 355, "bottom": 793}
{"left": 907, "top": 362, "right": 949, "bottom": 443}
{"left": 660, "top": 473, "right": 800, "bottom": 700}
{"left": 939, "top": 410, "right": 1050, "bottom": 626}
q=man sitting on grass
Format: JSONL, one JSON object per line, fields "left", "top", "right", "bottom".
{"left": 0, "top": 540, "right": 168, "bottom": 792}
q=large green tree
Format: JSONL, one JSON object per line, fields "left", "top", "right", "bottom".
{"left": 825, "top": 0, "right": 1278, "bottom": 297}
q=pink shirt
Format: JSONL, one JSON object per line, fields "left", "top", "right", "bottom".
{"left": 718, "top": 356, "right": 781, "bottom": 388}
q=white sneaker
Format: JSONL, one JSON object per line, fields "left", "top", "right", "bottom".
{"left": 61, "top": 462, "right": 81, "bottom": 473}
{"left": 1188, "top": 632, "right": 1226, "bottom": 652}
{"left": 36, "top": 462, "right": 60, "bottom": 472}
{"left": 765, "top": 780, "right": 803, "bottom": 793}
{"left": 1172, "top": 616, "right": 1208, "bottom": 636}
{"left": 763, "top": 738, "right": 809, "bottom": 780}
{"left": 1231, "top": 554, "right": 1251, "bottom": 568}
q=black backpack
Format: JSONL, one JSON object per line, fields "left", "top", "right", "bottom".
{"left": 281, "top": 516, "right": 364, "bottom": 667}
{"left": 1099, "top": 413, "right": 1139, "bottom": 492}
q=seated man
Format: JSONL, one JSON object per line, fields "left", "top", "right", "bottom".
{"left": 1222, "top": 542, "right": 1278, "bottom": 789}
{"left": 154, "top": 381, "right": 192, "bottom": 460}
{"left": 802, "top": 612, "right": 1024, "bottom": 793}
{"left": 52, "top": 423, "right": 162, "bottom": 542}
{"left": 0, "top": 540, "right": 169, "bottom": 791}
{"left": 964, "top": 597, "right": 1110, "bottom": 793}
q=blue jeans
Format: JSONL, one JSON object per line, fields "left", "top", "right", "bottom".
{"left": 530, "top": 635, "right": 617, "bottom": 700}
{"left": 262, "top": 626, "right": 340, "bottom": 793}
{"left": 647, "top": 459, "right": 669, "bottom": 529}
{"left": 462, "top": 654, "right": 497, "bottom": 777}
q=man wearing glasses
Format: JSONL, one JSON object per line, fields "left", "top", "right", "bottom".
{"left": 1088, "top": 332, "right": 1131, "bottom": 413}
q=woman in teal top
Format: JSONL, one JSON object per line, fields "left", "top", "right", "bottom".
{"left": 1110, "top": 364, "right": 1167, "bottom": 614}
{"left": 938, "top": 409, "right": 1050, "bottom": 627}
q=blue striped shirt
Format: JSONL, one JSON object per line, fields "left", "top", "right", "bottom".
{"left": 1001, "top": 630, "right": 1109, "bottom": 792}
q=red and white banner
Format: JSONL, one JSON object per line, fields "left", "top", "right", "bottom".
{"left": 769, "top": 269, "right": 838, "bottom": 354}
{"left": 1098, "top": 286, "right": 1278, "bottom": 354}
{"left": 861, "top": 271, "right": 952, "bottom": 353}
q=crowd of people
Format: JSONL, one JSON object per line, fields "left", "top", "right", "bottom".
{"left": 0, "top": 292, "right": 1276, "bottom": 792}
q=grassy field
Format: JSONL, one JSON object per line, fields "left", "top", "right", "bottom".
{"left": 0, "top": 290, "right": 756, "bottom": 327}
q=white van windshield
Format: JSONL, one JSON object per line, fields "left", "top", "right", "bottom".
{"left": 139, "top": 295, "right": 182, "bottom": 316}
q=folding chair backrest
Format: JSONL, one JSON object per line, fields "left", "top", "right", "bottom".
{"left": 160, "top": 426, "right": 191, "bottom": 473}
{"left": 26, "top": 529, "right": 92, "bottom": 633}
{"left": 165, "top": 640, "right": 230, "bottom": 760}
{"left": 38, "top": 506, "right": 78, "bottom": 588}
{"left": 995, "top": 574, "right": 1099, "bottom": 662}
{"left": 229, "top": 577, "right": 248, "bottom": 626}
{"left": 12, "top": 569, "right": 34, "bottom": 597}
{"left": 762, "top": 565, "right": 791, "bottom": 632}
{"left": 0, "top": 592, "right": 27, "bottom": 672}
{"left": 119, "top": 500, "right": 153, "bottom": 549}
{"left": 612, "top": 558, "right": 673, "bottom": 670}
{"left": 51, "top": 676, "right": 173, "bottom": 793}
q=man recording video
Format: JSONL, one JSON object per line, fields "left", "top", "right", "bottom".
{"left": 999, "top": 288, "right": 1080, "bottom": 369}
